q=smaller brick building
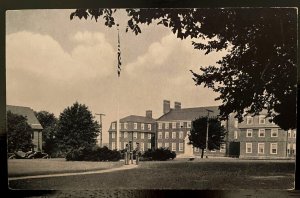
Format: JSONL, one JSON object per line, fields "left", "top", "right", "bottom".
{"left": 108, "top": 110, "right": 156, "bottom": 151}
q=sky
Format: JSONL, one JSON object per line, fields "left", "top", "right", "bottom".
{"left": 6, "top": 9, "right": 227, "bottom": 144}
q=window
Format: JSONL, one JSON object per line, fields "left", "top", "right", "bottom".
{"left": 172, "top": 143, "right": 176, "bottom": 151}
{"left": 119, "top": 123, "right": 122, "bottom": 129}
{"left": 133, "top": 132, "right": 137, "bottom": 139}
{"left": 258, "top": 143, "right": 265, "bottom": 154}
{"left": 158, "top": 132, "right": 162, "bottom": 139}
{"left": 234, "top": 120, "right": 238, "bottom": 128}
{"left": 158, "top": 123, "right": 162, "bottom": 129}
{"left": 246, "top": 129, "right": 253, "bottom": 137}
{"left": 259, "top": 115, "right": 266, "bottom": 124}
{"left": 165, "top": 142, "right": 169, "bottom": 148}
{"left": 234, "top": 131, "right": 238, "bottom": 139}
{"left": 141, "top": 123, "right": 145, "bottom": 130}
{"left": 194, "top": 147, "right": 200, "bottom": 152}
{"left": 165, "top": 122, "right": 169, "bottom": 129}
{"left": 180, "top": 122, "right": 184, "bottom": 128}
{"left": 112, "top": 142, "right": 116, "bottom": 149}
{"left": 259, "top": 129, "right": 265, "bottom": 137}
{"left": 172, "top": 122, "right": 176, "bottom": 129}
{"left": 148, "top": 124, "right": 151, "bottom": 130}
{"left": 112, "top": 123, "right": 116, "bottom": 130}
{"left": 288, "top": 130, "right": 291, "bottom": 138}
{"left": 179, "top": 131, "right": 184, "bottom": 139}
{"left": 246, "top": 143, "right": 252, "bottom": 153}
{"left": 158, "top": 142, "right": 162, "bottom": 148}
{"left": 140, "top": 142, "right": 144, "bottom": 151}
{"left": 165, "top": 132, "right": 169, "bottom": 139}
{"left": 147, "top": 143, "right": 151, "bottom": 149}
{"left": 148, "top": 133, "right": 152, "bottom": 139}
{"left": 172, "top": 132, "right": 176, "bottom": 139}
{"left": 187, "top": 121, "right": 192, "bottom": 128}
{"left": 179, "top": 143, "right": 183, "bottom": 151}
{"left": 246, "top": 116, "right": 253, "bottom": 125}
{"left": 124, "top": 132, "right": 128, "bottom": 138}
{"left": 124, "top": 123, "right": 128, "bottom": 129}
{"left": 292, "top": 144, "right": 296, "bottom": 154}
{"left": 293, "top": 130, "right": 296, "bottom": 138}
{"left": 141, "top": 132, "right": 144, "bottom": 139}
{"left": 271, "top": 129, "right": 278, "bottom": 137}
{"left": 112, "top": 132, "right": 115, "bottom": 139}
{"left": 134, "top": 123, "right": 137, "bottom": 129}
{"left": 287, "top": 143, "right": 291, "bottom": 154}
{"left": 220, "top": 144, "right": 226, "bottom": 153}
{"left": 270, "top": 143, "right": 278, "bottom": 154}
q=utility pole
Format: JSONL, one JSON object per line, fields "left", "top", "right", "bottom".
{"left": 205, "top": 109, "right": 214, "bottom": 158}
{"left": 95, "top": 113, "right": 105, "bottom": 147}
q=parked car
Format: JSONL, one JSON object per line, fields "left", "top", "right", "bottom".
{"left": 27, "top": 151, "right": 49, "bottom": 159}
{"left": 8, "top": 151, "right": 49, "bottom": 159}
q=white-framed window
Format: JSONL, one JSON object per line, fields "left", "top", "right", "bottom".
{"left": 246, "top": 116, "right": 253, "bottom": 125}
{"left": 147, "top": 143, "right": 151, "bottom": 149}
{"left": 292, "top": 143, "right": 296, "bottom": 154}
{"left": 165, "top": 132, "right": 169, "bottom": 139}
{"left": 158, "top": 142, "right": 162, "bottom": 148}
{"left": 187, "top": 121, "right": 192, "bottom": 128}
{"left": 112, "top": 132, "right": 115, "bottom": 139}
{"left": 158, "top": 123, "right": 162, "bottom": 129}
{"left": 220, "top": 144, "right": 226, "bottom": 153}
{"left": 141, "top": 123, "right": 145, "bottom": 130}
{"left": 134, "top": 123, "right": 137, "bottom": 129}
{"left": 234, "top": 131, "right": 238, "bottom": 139}
{"left": 148, "top": 133, "right": 152, "bottom": 139}
{"left": 111, "top": 142, "right": 116, "bottom": 149}
{"left": 158, "top": 132, "right": 162, "bottom": 139}
{"left": 141, "top": 132, "right": 144, "bottom": 139}
{"left": 179, "top": 143, "right": 183, "bottom": 151}
{"left": 164, "top": 142, "right": 169, "bottom": 148}
{"left": 179, "top": 131, "right": 184, "bottom": 139}
{"left": 112, "top": 123, "right": 116, "bottom": 130}
{"left": 293, "top": 130, "right": 296, "bottom": 138}
{"left": 133, "top": 132, "right": 137, "bottom": 139}
{"left": 271, "top": 128, "right": 278, "bottom": 137}
{"left": 287, "top": 143, "right": 291, "bottom": 154}
{"left": 172, "top": 132, "right": 176, "bottom": 139}
{"left": 165, "top": 122, "right": 169, "bottom": 129}
{"left": 246, "top": 143, "right": 252, "bottom": 153}
{"left": 259, "top": 129, "right": 265, "bottom": 137}
{"left": 180, "top": 122, "right": 184, "bottom": 128}
{"left": 124, "top": 132, "right": 128, "bottom": 138}
{"left": 119, "top": 123, "right": 122, "bottom": 129}
{"left": 140, "top": 142, "right": 144, "bottom": 151}
{"left": 194, "top": 147, "right": 200, "bottom": 152}
{"left": 270, "top": 143, "right": 278, "bottom": 154}
{"left": 172, "top": 122, "right": 176, "bottom": 129}
{"left": 258, "top": 143, "right": 265, "bottom": 154}
{"left": 246, "top": 129, "right": 253, "bottom": 137}
{"left": 288, "top": 130, "right": 292, "bottom": 138}
{"left": 259, "top": 115, "right": 266, "bottom": 124}
{"left": 234, "top": 120, "right": 238, "bottom": 128}
{"left": 172, "top": 143, "right": 176, "bottom": 151}
{"left": 148, "top": 124, "right": 151, "bottom": 130}
{"left": 124, "top": 122, "right": 128, "bottom": 129}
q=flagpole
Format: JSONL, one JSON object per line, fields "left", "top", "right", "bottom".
{"left": 116, "top": 24, "right": 121, "bottom": 150}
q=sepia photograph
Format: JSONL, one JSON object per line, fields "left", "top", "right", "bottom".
{"left": 2, "top": 4, "right": 298, "bottom": 197}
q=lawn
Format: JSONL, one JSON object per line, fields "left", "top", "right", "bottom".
{"left": 8, "top": 158, "right": 123, "bottom": 177}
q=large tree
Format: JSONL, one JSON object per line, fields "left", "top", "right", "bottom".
{"left": 70, "top": 8, "right": 297, "bottom": 130}
{"left": 7, "top": 111, "right": 34, "bottom": 152}
{"left": 35, "top": 111, "right": 58, "bottom": 156}
{"left": 56, "top": 102, "right": 100, "bottom": 153}
{"left": 188, "top": 117, "right": 227, "bottom": 158}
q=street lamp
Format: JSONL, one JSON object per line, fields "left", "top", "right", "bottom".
{"left": 205, "top": 109, "right": 214, "bottom": 158}
{"left": 95, "top": 113, "right": 105, "bottom": 147}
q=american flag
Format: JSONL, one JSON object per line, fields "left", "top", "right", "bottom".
{"left": 117, "top": 28, "right": 121, "bottom": 77}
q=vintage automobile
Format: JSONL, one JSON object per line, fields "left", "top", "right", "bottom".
{"left": 8, "top": 151, "right": 49, "bottom": 159}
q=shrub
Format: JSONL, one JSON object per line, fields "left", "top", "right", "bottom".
{"left": 141, "top": 148, "right": 176, "bottom": 161}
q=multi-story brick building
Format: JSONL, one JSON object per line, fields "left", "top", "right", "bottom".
{"left": 108, "top": 110, "right": 156, "bottom": 151}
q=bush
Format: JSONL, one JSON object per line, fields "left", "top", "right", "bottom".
{"left": 142, "top": 148, "right": 176, "bottom": 161}
{"left": 66, "top": 146, "right": 122, "bottom": 161}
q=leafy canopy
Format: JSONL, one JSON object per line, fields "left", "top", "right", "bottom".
{"left": 70, "top": 8, "right": 297, "bottom": 130}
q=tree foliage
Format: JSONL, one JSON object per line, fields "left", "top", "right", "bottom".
{"left": 7, "top": 111, "right": 34, "bottom": 152}
{"left": 56, "top": 102, "right": 100, "bottom": 153}
{"left": 70, "top": 8, "right": 297, "bottom": 130}
{"left": 188, "top": 117, "right": 226, "bottom": 158}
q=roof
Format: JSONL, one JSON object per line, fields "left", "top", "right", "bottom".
{"left": 157, "top": 106, "right": 220, "bottom": 121}
{"left": 114, "top": 115, "right": 156, "bottom": 123}
{"left": 6, "top": 105, "right": 43, "bottom": 130}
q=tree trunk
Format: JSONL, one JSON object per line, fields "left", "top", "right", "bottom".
{"left": 201, "top": 148, "right": 204, "bottom": 158}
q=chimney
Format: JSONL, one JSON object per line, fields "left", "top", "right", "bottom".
{"left": 163, "top": 100, "right": 170, "bottom": 114}
{"left": 174, "top": 102, "right": 181, "bottom": 110}
{"left": 146, "top": 110, "right": 152, "bottom": 119}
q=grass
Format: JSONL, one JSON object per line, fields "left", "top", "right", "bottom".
{"left": 8, "top": 158, "right": 123, "bottom": 177}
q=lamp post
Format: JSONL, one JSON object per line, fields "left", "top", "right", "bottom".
{"left": 205, "top": 109, "right": 214, "bottom": 158}
{"left": 95, "top": 113, "right": 105, "bottom": 147}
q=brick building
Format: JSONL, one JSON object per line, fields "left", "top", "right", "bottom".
{"left": 108, "top": 110, "right": 156, "bottom": 151}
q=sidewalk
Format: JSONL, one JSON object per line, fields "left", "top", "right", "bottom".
{"left": 9, "top": 163, "right": 138, "bottom": 181}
